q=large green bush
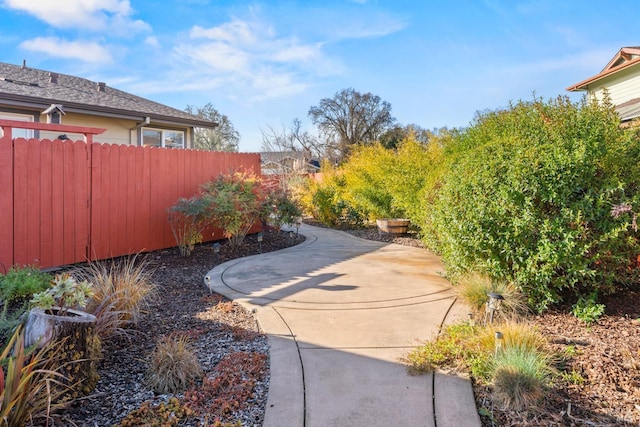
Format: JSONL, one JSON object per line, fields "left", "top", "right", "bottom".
{"left": 302, "top": 169, "right": 365, "bottom": 228}
{"left": 425, "top": 96, "right": 640, "bottom": 311}
{"left": 336, "top": 137, "right": 443, "bottom": 225}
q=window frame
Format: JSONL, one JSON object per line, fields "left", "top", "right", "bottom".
{"left": 0, "top": 111, "right": 36, "bottom": 139}
{"left": 141, "top": 127, "right": 185, "bottom": 149}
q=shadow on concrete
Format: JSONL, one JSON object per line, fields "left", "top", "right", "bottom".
{"left": 265, "top": 333, "right": 479, "bottom": 427}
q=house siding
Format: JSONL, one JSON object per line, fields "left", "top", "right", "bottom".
{"left": 589, "top": 66, "right": 640, "bottom": 105}
{"left": 37, "top": 112, "right": 194, "bottom": 148}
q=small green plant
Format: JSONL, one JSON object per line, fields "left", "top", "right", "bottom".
{"left": 403, "top": 322, "right": 479, "bottom": 375}
{"left": 117, "top": 397, "right": 193, "bottom": 427}
{"left": 492, "top": 345, "right": 553, "bottom": 410}
{"left": 146, "top": 333, "right": 203, "bottom": 394}
{"left": 30, "top": 273, "right": 94, "bottom": 316}
{"left": 404, "top": 320, "right": 554, "bottom": 411}
{"left": 0, "top": 301, "right": 28, "bottom": 345}
{"left": 571, "top": 293, "right": 606, "bottom": 324}
{"left": 0, "top": 325, "right": 71, "bottom": 426}
{"left": 562, "top": 344, "right": 578, "bottom": 358}
{"left": 560, "top": 369, "right": 586, "bottom": 385}
{"left": 0, "top": 265, "right": 51, "bottom": 302}
{"left": 167, "top": 196, "right": 210, "bottom": 257}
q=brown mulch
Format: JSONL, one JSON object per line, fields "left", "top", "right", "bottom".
{"left": 489, "top": 291, "right": 640, "bottom": 427}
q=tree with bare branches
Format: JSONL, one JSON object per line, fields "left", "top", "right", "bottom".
{"left": 308, "top": 88, "right": 395, "bottom": 161}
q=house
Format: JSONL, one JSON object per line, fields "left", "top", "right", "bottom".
{"left": 0, "top": 61, "right": 216, "bottom": 147}
{"left": 567, "top": 46, "right": 640, "bottom": 123}
{"left": 260, "top": 151, "right": 320, "bottom": 175}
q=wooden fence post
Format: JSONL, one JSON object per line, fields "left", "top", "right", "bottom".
{"left": 0, "top": 124, "right": 13, "bottom": 272}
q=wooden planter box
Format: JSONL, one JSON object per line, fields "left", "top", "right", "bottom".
{"left": 376, "top": 218, "right": 410, "bottom": 236}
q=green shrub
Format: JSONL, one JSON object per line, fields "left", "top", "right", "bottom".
{"left": 305, "top": 170, "right": 366, "bottom": 228}
{"left": 0, "top": 265, "right": 51, "bottom": 302}
{"left": 260, "top": 185, "right": 302, "bottom": 231}
{"left": 340, "top": 144, "right": 399, "bottom": 219}
{"left": 201, "top": 171, "right": 265, "bottom": 247}
{"left": 0, "top": 302, "right": 28, "bottom": 345}
{"left": 167, "top": 196, "right": 209, "bottom": 257}
{"left": 426, "top": 96, "right": 640, "bottom": 311}
{"left": 338, "top": 138, "right": 443, "bottom": 227}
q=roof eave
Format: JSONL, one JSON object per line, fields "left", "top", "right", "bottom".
{"left": 0, "top": 93, "right": 218, "bottom": 129}
{"left": 567, "top": 56, "right": 640, "bottom": 92}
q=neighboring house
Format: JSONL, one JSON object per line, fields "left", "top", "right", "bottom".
{"left": 260, "top": 151, "right": 320, "bottom": 175}
{"left": 0, "top": 61, "right": 216, "bottom": 147}
{"left": 567, "top": 46, "right": 640, "bottom": 123}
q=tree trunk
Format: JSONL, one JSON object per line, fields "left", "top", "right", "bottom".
{"left": 25, "top": 307, "right": 101, "bottom": 397}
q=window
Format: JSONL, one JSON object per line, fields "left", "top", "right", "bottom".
{"left": 142, "top": 128, "right": 185, "bottom": 148}
{"left": 0, "top": 112, "right": 35, "bottom": 138}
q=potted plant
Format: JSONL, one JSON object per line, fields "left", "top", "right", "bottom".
{"left": 376, "top": 218, "right": 411, "bottom": 236}
{"left": 24, "top": 273, "right": 101, "bottom": 395}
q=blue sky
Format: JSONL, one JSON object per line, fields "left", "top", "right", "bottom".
{"left": 1, "top": 0, "right": 637, "bottom": 152}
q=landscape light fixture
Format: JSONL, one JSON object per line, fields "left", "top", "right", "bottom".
{"left": 295, "top": 217, "right": 302, "bottom": 235}
{"left": 494, "top": 331, "right": 503, "bottom": 356}
{"left": 289, "top": 230, "right": 294, "bottom": 245}
{"left": 257, "top": 232, "right": 264, "bottom": 253}
{"left": 485, "top": 292, "right": 504, "bottom": 325}
{"left": 213, "top": 242, "right": 221, "bottom": 263}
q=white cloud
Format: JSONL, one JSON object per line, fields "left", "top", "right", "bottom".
{"left": 124, "top": 9, "right": 400, "bottom": 105}
{"left": 165, "top": 17, "right": 335, "bottom": 103}
{"left": 19, "top": 37, "right": 112, "bottom": 63}
{"left": 190, "top": 20, "right": 260, "bottom": 45}
{"left": 331, "top": 17, "right": 407, "bottom": 40}
{"left": 2, "top": 0, "right": 150, "bottom": 33}
{"left": 144, "top": 36, "right": 160, "bottom": 48}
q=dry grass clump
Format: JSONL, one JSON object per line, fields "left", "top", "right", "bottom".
{"left": 455, "top": 272, "right": 529, "bottom": 321}
{"left": 74, "top": 254, "right": 157, "bottom": 340}
{"left": 146, "top": 333, "right": 203, "bottom": 394}
{"left": 405, "top": 316, "right": 555, "bottom": 411}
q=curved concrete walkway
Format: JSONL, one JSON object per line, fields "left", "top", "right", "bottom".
{"left": 205, "top": 224, "right": 481, "bottom": 427}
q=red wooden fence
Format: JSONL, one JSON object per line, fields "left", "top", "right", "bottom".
{"left": 0, "top": 120, "right": 260, "bottom": 271}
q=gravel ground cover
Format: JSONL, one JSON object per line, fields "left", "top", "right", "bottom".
{"left": 62, "top": 231, "right": 302, "bottom": 427}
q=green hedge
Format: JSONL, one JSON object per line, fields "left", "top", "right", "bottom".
{"left": 425, "top": 96, "right": 640, "bottom": 311}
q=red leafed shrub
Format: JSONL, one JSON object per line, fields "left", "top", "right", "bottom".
{"left": 184, "top": 352, "right": 267, "bottom": 421}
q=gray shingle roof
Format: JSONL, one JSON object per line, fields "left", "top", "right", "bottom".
{"left": 0, "top": 62, "right": 216, "bottom": 128}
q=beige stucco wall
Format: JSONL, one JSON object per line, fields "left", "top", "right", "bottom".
{"left": 39, "top": 113, "right": 137, "bottom": 145}
{"left": 37, "top": 112, "right": 193, "bottom": 148}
